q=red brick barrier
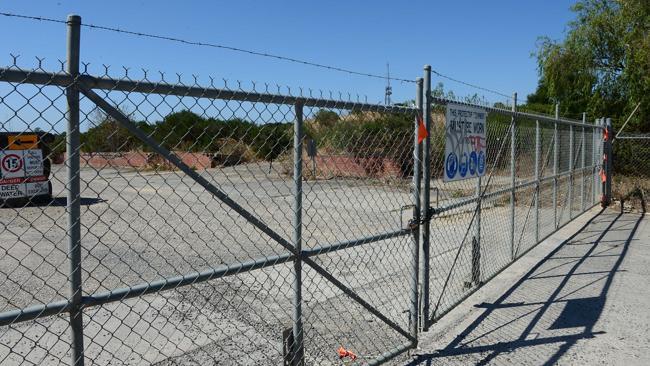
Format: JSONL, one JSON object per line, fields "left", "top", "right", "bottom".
{"left": 306, "top": 155, "right": 404, "bottom": 178}
{"left": 63, "top": 151, "right": 213, "bottom": 170}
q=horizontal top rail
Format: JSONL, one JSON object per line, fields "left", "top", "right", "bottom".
{"left": 0, "top": 67, "right": 417, "bottom": 113}
{"left": 616, "top": 134, "right": 650, "bottom": 140}
{"left": 430, "top": 96, "right": 601, "bottom": 129}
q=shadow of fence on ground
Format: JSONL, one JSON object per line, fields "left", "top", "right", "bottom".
{"left": 409, "top": 207, "right": 645, "bottom": 365}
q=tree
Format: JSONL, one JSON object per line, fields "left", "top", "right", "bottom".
{"left": 313, "top": 109, "right": 339, "bottom": 128}
{"left": 532, "top": 0, "right": 650, "bottom": 131}
{"left": 82, "top": 108, "right": 140, "bottom": 152}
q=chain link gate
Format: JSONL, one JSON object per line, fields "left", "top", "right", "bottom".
{"left": 0, "top": 15, "right": 422, "bottom": 366}
{"left": 416, "top": 67, "right": 606, "bottom": 330}
{"left": 0, "top": 15, "right": 620, "bottom": 366}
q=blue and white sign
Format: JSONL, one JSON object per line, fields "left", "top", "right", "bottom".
{"left": 477, "top": 151, "right": 486, "bottom": 175}
{"left": 469, "top": 151, "right": 477, "bottom": 176}
{"left": 445, "top": 152, "right": 458, "bottom": 179}
{"left": 459, "top": 153, "right": 468, "bottom": 177}
{"left": 443, "top": 103, "right": 487, "bottom": 182}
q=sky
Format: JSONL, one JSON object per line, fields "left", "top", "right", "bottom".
{"left": 0, "top": 0, "right": 576, "bottom": 106}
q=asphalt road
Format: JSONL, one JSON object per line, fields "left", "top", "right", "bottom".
{"left": 0, "top": 162, "right": 599, "bottom": 365}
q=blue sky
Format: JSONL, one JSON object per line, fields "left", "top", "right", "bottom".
{"left": 1, "top": 0, "right": 576, "bottom": 106}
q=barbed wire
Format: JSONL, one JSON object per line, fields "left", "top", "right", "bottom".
{"left": 431, "top": 70, "right": 512, "bottom": 100}
{"left": 0, "top": 12, "right": 415, "bottom": 83}
{"left": 1, "top": 11, "right": 514, "bottom": 98}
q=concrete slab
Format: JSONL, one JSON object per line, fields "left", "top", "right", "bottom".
{"left": 406, "top": 207, "right": 650, "bottom": 365}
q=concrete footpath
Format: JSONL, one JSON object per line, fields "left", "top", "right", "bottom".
{"left": 406, "top": 207, "right": 649, "bottom": 365}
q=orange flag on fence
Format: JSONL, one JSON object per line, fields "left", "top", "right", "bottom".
{"left": 417, "top": 115, "right": 428, "bottom": 144}
{"left": 600, "top": 168, "right": 607, "bottom": 183}
{"left": 603, "top": 128, "right": 609, "bottom": 141}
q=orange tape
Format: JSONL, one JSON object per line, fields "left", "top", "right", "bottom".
{"left": 417, "top": 115, "right": 428, "bottom": 144}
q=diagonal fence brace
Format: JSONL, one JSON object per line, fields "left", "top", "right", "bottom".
{"left": 79, "top": 83, "right": 415, "bottom": 344}
{"left": 79, "top": 85, "right": 295, "bottom": 251}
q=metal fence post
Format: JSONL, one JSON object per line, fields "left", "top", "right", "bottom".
{"left": 472, "top": 174, "right": 481, "bottom": 285}
{"left": 569, "top": 124, "right": 574, "bottom": 219}
{"left": 553, "top": 104, "right": 559, "bottom": 228}
{"left": 292, "top": 101, "right": 305, "bottom": 366}
{"left": 581, "top": 113, "right": 586, "bottom": 212}
{"left": 66, "top": 14, "right": 85, "bottom": 366}
{"left": 600, "top": 118, "right": 607, "bottom": 206}
{"left": 411, "top": 78, "right": 423, "bottom": 339}
{"left": 534, "top": 120, "right": 540, "bottom": 243}
{"left": 510, "top": 93, "right": 517, "bottom": 260}
{"left": 603, "top": 118, "right": 613, "bottom": 206}
{"left": 591, "top": 118, "right": 600, "bottom": 205}
{"left": 420, "top": 66, "right": 431, "bottom": 330}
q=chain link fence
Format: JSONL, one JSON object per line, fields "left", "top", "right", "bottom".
{"left": 418, "top": 79, "right": 604, "bottom": 328}
{"left": 0, "top": 16, "right": 617, "bottom": 366}
{"left": 613, "top": 134, "right": 649, "bottom": 212}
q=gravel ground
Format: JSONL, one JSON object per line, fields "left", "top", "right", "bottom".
{"left": 0, "top": 163, "right": 599, "bottom": 365}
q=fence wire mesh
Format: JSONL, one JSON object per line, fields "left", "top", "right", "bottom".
{"left": 613, "top": 134, "right": 649, "bottom": 213}
{"left": 0, "top": 22, "right": 619, "bottom": 366}
{"left": 0, "top": 49, "right": 423, "bottom": 365}
{"left": 422, "top": 98, "right": 602, "bottom": 327}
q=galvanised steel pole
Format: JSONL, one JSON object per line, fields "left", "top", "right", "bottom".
{"left": 292, "top": 101, "right": 305, "bottom": 365}
{"left": 581, "top": 113, "right": 586, "bottom": 212}
{"left": 569, "top": 124, "right": 574, "bottom": 219}
{"left": 420, "top": 66, "right": 431, "bottom": 329}
{"left": 599, "top": 118, "right": 604, "bottom": 203}
{"left": 604, "top": 118, "right": 613, "bottom": 206}
{"left": 593, "top": 119, "right": 599, "bottom": 205}
{"left": 600, "top": 118, "right": 607, "bottom": 206}
{"left": 411, "top": 77, "right": 423, "bottom": 337}
{"left": 66, "top": 14, "right": 85, "bottom": 366}
{"left": 534, "top": 120, "right": 540, "bottom": 244}
{"left": 472, "top": 174, "right": 481, "bottom": 285}
{"left": 553, "top": 104, "right": 559, "bottom": 229}
{"left": 510, "top": 93, "right": 517, "bottom": 260}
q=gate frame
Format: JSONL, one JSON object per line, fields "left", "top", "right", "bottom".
{"left": 0, "top": 16, "right": 421, "bottom": 365}
{"left": 417, "top": 66, "right": 606, "bottom": 330}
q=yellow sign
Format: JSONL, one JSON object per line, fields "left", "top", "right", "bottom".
{"left": 7, "top": 135, "right": 38, "bottom": 150}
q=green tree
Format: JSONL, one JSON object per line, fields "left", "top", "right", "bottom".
{"left": 313, "top": 109, "right": 339, "bottom": 128}
{"left": 82, "top": 109, "right": 140, "bottom": 152}
{"left": 531, "top": 0, "right": 650, "bottom": 131}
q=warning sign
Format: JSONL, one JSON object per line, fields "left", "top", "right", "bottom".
{"left": 7, "top": 134, "right": 38, "bottom": 150}
{"left": 443, "top": 104, "right": 487, "bottom": 182}
{"left": 1, "top": 152, "right": 24, "bottom": 179}
{"left": 0, "top": 149, "right": 47, "bottom": 199}
{"left": 23, "top": 150, "right": 44, "bottom": 177}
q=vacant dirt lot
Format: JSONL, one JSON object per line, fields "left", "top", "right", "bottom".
{"left": 0, "top": 162, "right": 598, "bottom": 365}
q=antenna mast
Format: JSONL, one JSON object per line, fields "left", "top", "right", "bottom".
{"left": 385, "top": 63, "right": 392, "bottom": 105}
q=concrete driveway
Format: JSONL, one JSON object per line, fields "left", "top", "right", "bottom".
{"left": 407, "top": 207, "right": 649, "bottom": 365}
